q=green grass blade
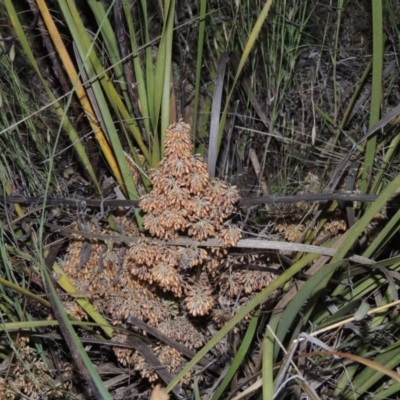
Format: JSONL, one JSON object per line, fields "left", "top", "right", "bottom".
{"left": 373, "top": 382, "right": 400, "bottom": 399}
{"left": 360, "top": 0, "right": 384, "bottom": 196}
{"left": 341, "top": 341, "right": 400, "bottom": 399}
{"left": 53, "top": 263, "right": 114, "bottom": 338}
{"left": 263, "top": 327, "right": 274, "bottom": 400}
{"left": 363, "top": 207, "right": 400, "bottom": 258}
{"left": 140, "top": 0, "right": 156, "bottom": 129}
{"left": 122, "top": 0, "right": 151, "bottom": 135}
{"left": 160, "top": 0, "right": 175, "bottom": 146}
{"left": 332, "top": 172, "right": 400, "bottom": 262}
{"left": 212, "top": 313, "right": 259, "bottom": 400}
{"left": 152, "top": 0, "right": 176, "bottom": 162}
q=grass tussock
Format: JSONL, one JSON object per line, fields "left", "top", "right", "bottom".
{"left": 1, "top": 0, "right": 400, "bottom": 399}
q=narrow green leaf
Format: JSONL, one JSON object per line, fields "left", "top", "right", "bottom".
{"left": 122, "top": 0, "right": 151, "bottom": 135}
{"left": 353, "top": 300, "right": 370, "bottom": 321}
{"left": 212, "top": 313, "right": 259, "bottom": 400}
{"left": 360, "top": 0, "right": 384, "bottom": 196}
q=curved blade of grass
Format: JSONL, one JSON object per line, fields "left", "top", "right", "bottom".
{"left": 309, "top": 349, "right": 400, "bottom": 383}
{"left": 0, "top": 320, "right": 111, "bottom": 331}
{"left": 288, "top": 220, "right": 397, "bottom": 360}
{"left": 332, "top": 171, "right": 400, "bottom": 262}
{"left": 327, "top": 184, "right": 400, "bottom": 400}
{"left": 327, "top": 268, "right": 398, "bottom": 315}
{"left": 212, "top": 313, "right": 259, "bottom": 400}
{"left": 329, "top": 264, "right": 400, "bottom": 397}
{"left": 60, "top": 0, "right": 150, "bottom": 166}
{"left": 363, "top": 206, "right": 400, "bottom": 258}
{"left": 370, "top": 127, "right": 400, "bottom": 195}
{"left": 0, "top": 276, "right": 51, "bottom": 310}
{"left": 327, "top": 255, "right": 400, "bottom": 307}
{"left": 4, "top": 0, "right": 101, "bottom": 194}
{"left": 310, "top": 298, "right": 400, "bottom": 338}
{"left": 268, "top": 233, "right": 353, "bottom": 361}
{"left": 160, "top": 0, "right": 176, "bottom": 153}
{"left": 139, "top": 0, "right": 156, "bottom": 130}
{"left": 263, "top": 328, "right": 274, "bottom": 400}
{"left": 316, "top": 299, "right": 362, "bottom": 328}
{"left": 374, "top": 381, "right": 400, "bottom": 399}
{"left": 151, "top": 0, "right": 176, "bottom": 162}
{"left": 268, "top": 181, "right": 400, "bottom": 365}
{"left": 369, "top": 286, "right": 400, "bottom": 329}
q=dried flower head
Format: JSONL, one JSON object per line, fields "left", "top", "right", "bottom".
{"left": 212, "top": 308, "right": 231, "bottom": 327}
{"left": 158, "top": 315, "right": 206, "bottom": 349}
{"left": 130, "top": 353, "right": 159, "bottom": 382}
{"left": 187, "top": 219, "right": 216, "bottom": 241}
{"left": 152, "top": 262, "right": 183, "bottom": 296}
{"left": 184, "top": 274, "right": 214, "bottom": 316}
{"left": 185, "top": 171, "right": 209, "bottom": 193}
{"left": 157, "top": 346, "right": 182, "bottom": 372}
{"left": 164, "top": 135, "right": 193, "bottom": 157}
{"left": 275, "top": 221, "right": 304, "bottom": 242}
{"left": 219, "top": 225, "right": 242, "bottom": 247}
{"left": 238, "top": 270, "right": 276, "bottom": 294}
{"left": 177, "top": 246, "right": 208, "bottom": 270}
{"left": 112, "top": 334, "right": 135, "bottom": 366}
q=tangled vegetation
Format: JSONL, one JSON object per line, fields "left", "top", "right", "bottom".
{"left": 1, "top": 0, "right": 400, "bottom": 399}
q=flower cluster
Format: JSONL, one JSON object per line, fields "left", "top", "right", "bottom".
{"left": 60, "top": 122, "right": 279, "bottom": 387}
{"left": 125, "top": 121, "right": 243, "bottom": 317}
{"left": 63, "top": 219, "right": 171, "bottom": 327}
{"left": 3, "top": 335, "right": 72, "bottom": 399}
{"left": 140, "top": 121, "right": 241, "bottom": 243}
